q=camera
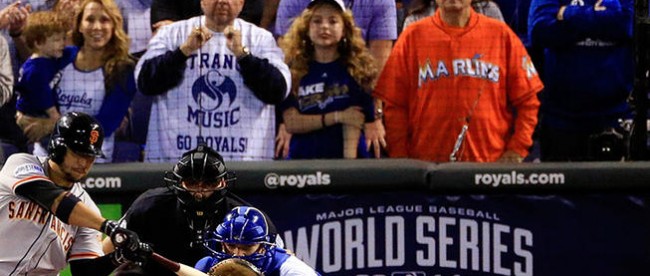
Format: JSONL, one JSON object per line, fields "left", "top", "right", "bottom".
{"left": 587, "top": 120, "right": 631, "bottom": 161}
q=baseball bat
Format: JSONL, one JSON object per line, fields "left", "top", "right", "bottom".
{"left": 151, "top": 252, "right": 207, "bottom": 276}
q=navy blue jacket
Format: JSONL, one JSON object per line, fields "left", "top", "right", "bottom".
{"left": 528, "top": 0, "right": 633, "bottom": 131}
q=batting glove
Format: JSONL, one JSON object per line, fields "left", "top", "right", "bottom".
{"left": 113, "top": 242, "right": 153, "bottom": 267}
{"left": 101, "top": 219, "right": 142, "bottom": 251}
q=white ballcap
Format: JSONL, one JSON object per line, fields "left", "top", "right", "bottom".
{"left": 308, "top": 0, "right": 346, "bottom": 11}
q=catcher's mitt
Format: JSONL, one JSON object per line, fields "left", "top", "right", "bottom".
{"left": 208, "top": 258, "right": 263, "bottom": 276}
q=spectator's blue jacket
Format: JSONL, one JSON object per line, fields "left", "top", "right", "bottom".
{"left": 528, "top": 0, "right": 633, "bottom": 131}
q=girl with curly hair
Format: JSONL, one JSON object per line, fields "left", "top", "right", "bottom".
{"left": 278, "top": 0, "right": 378, "bottom": 159}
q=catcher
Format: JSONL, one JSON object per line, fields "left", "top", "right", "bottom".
{"left": 196, "top": 206, "right": 319, "bottom": 275}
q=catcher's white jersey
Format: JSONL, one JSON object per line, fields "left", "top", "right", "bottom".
{"left": 280, "top": 255, "right": 320, "bottom": 276}
{"left": 0, "top": 154, "right": 103, "bottom": 275}
{"left": 136, "top": 17, "right": 291, "bottom": 162}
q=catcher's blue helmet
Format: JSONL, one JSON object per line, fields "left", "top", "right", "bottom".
{"left": 207, "top": 206, "right": 275, "bottom": 272}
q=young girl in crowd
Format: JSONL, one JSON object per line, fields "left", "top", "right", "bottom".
{"left": 279, "top": 0, "right": 378, "bottom": 159}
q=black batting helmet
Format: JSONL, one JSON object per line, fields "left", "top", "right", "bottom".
{"left": 49, "top": 112, "right": 104, "bottom": 164}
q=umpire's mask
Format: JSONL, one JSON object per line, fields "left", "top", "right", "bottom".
{"left": 164, "top": 144, "right": 236, "bottom": 248}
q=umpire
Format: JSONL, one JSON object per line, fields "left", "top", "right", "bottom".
{"left": 102, "top": 144, "right": 277, "bottom": 275}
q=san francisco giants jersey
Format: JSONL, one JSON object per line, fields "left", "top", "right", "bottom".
{"left": 136, "top": 17, "right": 291, "bottom": 162}
{"left": 0, "top": 154, "right": 103, "bottom": 275}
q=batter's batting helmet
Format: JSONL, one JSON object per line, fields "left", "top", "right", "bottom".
{"left": 207, "top": 206, "right": 275, "bottom": 273}
{"left": 49, "top": 112, "right": 104, "bottom": 164}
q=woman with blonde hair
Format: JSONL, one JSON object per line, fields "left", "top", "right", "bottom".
{"left": 278, "top": 0, "right": 378, "bottom": 159}
{"left": 18, "top": 0, "right": 136, "bottom": 163}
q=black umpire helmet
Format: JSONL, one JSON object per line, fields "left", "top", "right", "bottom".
{"left": 164, "top": 144, "right": 235, "bottom": 247}
{"left": 172, "top": 144, "right": 228, "bottom": 186}
{"left": 49, "top": 112, "right": 104, "bottom": 164}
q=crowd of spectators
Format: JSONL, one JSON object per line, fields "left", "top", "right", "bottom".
{"left": 0, "top": 0, "right": 638, "bottom": 164}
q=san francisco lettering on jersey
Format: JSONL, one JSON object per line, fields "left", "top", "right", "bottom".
{"left": 8, "top": 200, "right": 48, "bottom": 223}
{"left": 8, "top": 200, "right": 75, "bottom": 252}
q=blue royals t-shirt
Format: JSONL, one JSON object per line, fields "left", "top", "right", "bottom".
{"left": 280, "top": 60, "right": 374, "bottom": 159}
{"left": 15, "top": 47, "right": 77, "bottom": 117}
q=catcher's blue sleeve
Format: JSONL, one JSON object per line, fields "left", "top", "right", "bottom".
{"left": 194, "top": 256, "right": 217, "bottom": 273}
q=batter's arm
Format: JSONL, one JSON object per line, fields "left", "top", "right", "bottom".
{"left": 16, "top": 181, "right": 108, "bottom": 230}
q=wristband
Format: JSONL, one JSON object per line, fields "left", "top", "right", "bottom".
{"left": 101, "top": 219, "right": 117, "bottom": 235}
{"left": 55, "top": 193, "right": 81, "bottom": 224}
{"left": 321, "top": 113, "right": 326, "bottom": 127}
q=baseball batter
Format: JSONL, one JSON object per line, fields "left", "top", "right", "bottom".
{"left": 136, "top": 0, "right": 290, "bottom": 162}
{"left": 0, "top": 112, "right": 149, "bottom": 275}
{"left": 0, "top": 154, "right": 103, "bottom": 275}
